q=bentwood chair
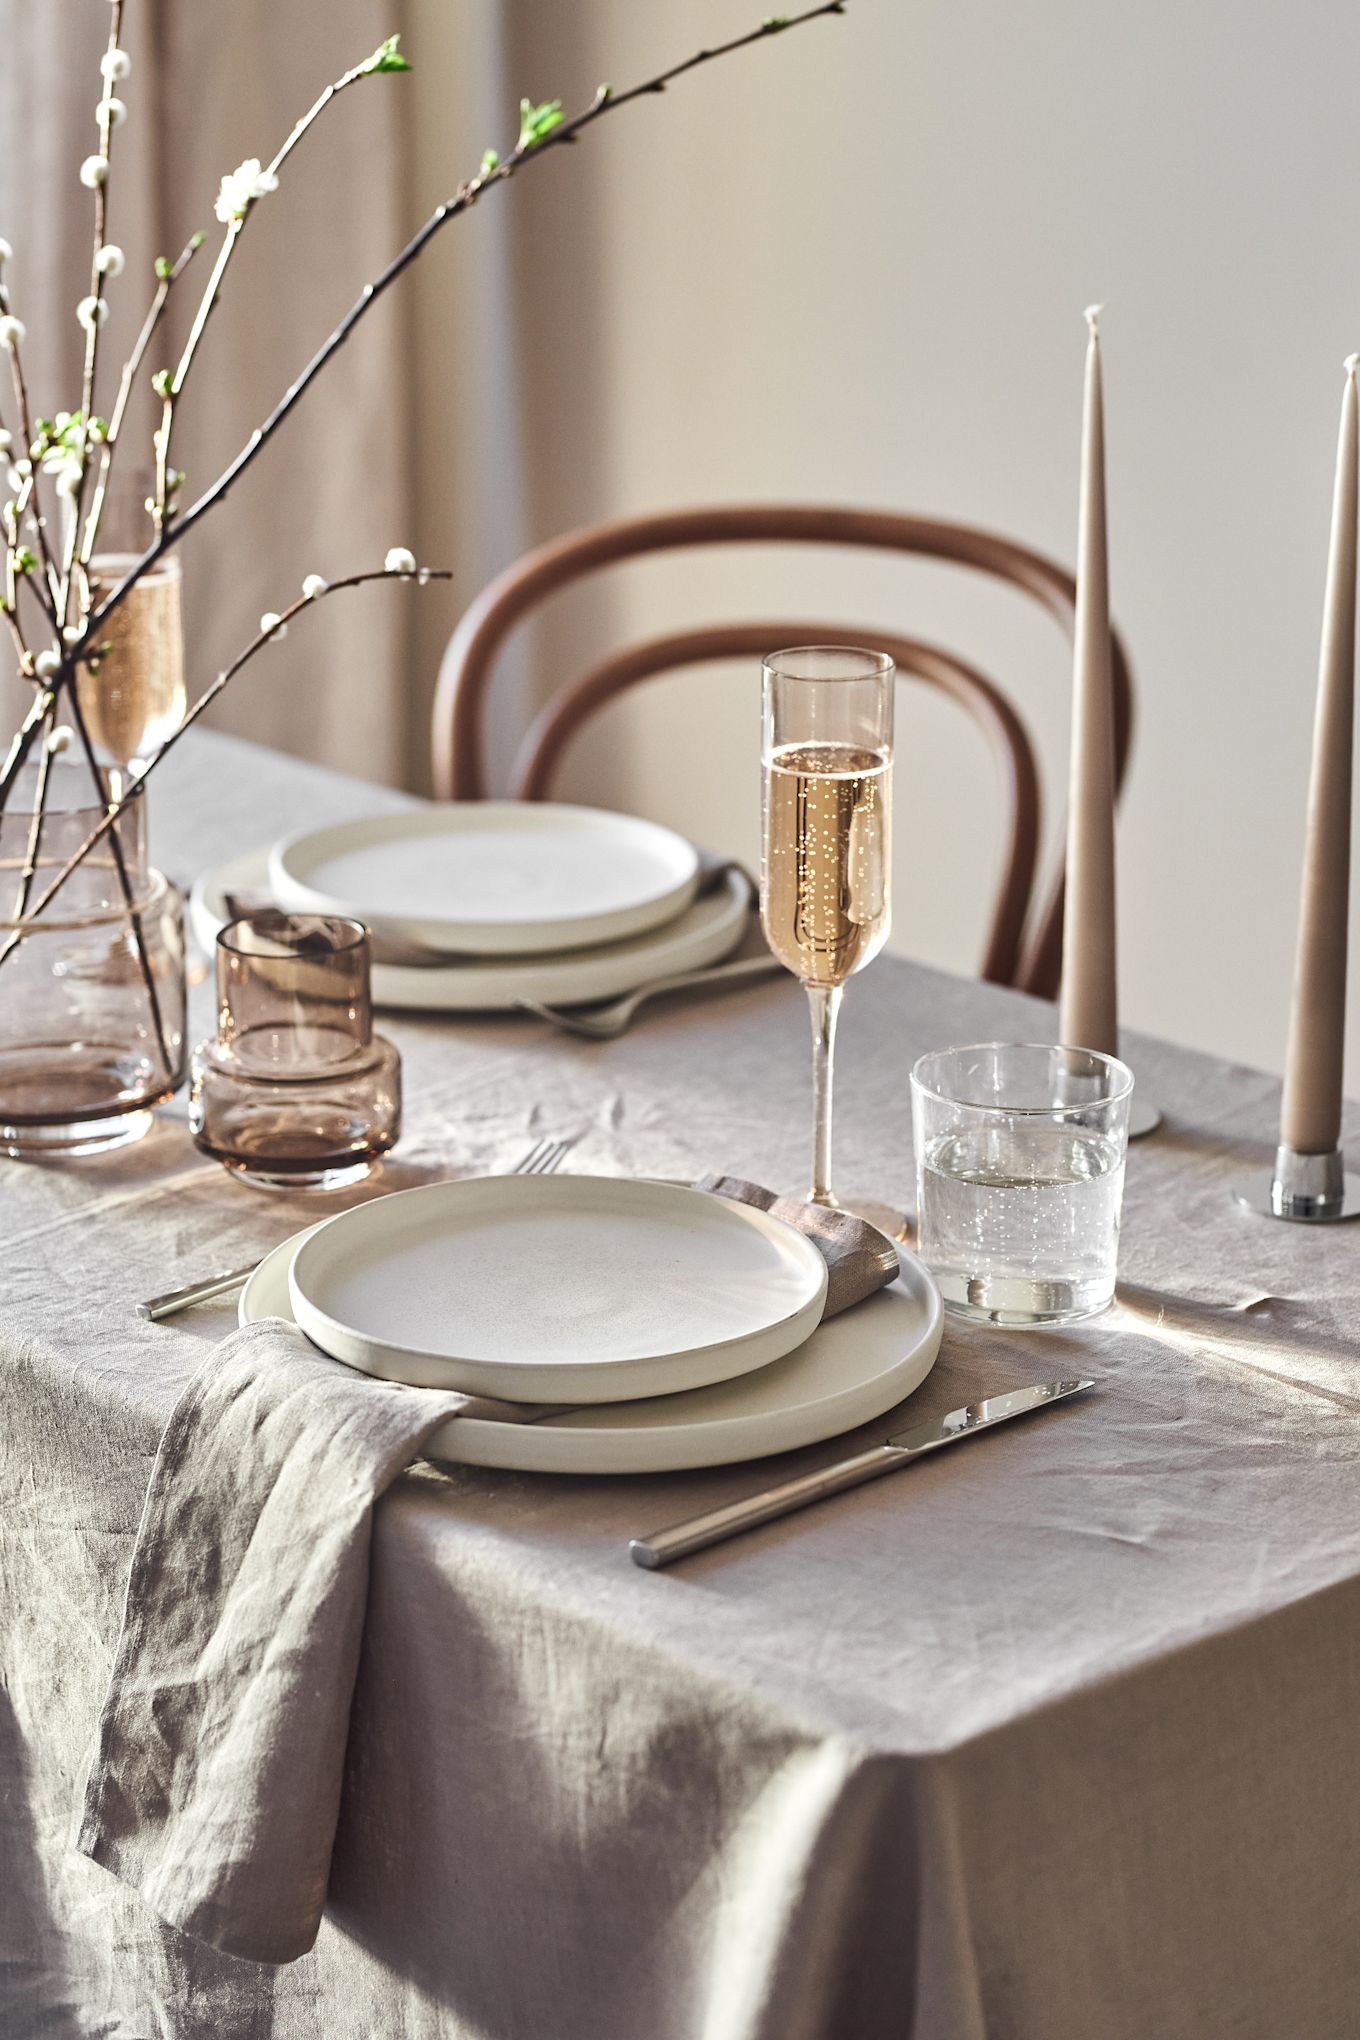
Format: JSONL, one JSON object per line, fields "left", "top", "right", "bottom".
{"left": 431, "top": 505, "right": 1135, "bottom": 993}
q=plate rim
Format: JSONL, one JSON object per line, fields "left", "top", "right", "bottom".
{"left": 191, "top": 849, "right": 752, "bottom": 1013}
{"left": 240, "top": 1211, "right": 944, "bottom": 1475}
{"left": 268, "top": 802, "right": 702, "bottom": 958}
{"left": 285, "top": 1174, "right": 831, "bottom": 1403}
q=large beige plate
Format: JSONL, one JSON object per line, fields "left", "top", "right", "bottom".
{"left": 286, "top": 1175, "right": 830, "bottom": 1404}
{"left": 270, "top": 804, "right": 700, "bottom": 956}
{"left": 242, "top": 1217, "right": 943, "bottom": 1476}
{"left": 190, "top": 850, "right": 750, "bottom": 1013}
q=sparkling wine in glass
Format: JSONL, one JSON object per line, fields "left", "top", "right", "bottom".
{"left": 77, "top": 552, "right": 186, "bottom": 773}
{"left": 761, "top": 647, "right": 894, "bottom": 1213}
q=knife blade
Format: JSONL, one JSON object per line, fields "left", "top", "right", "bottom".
{"left": 628, "top": 1377, "right": 1097, "bottom": 1569}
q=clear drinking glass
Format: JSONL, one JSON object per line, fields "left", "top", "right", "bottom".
{"left": 761, "top": 647, "right": 894, "bottom": 1208}
{"left": 0, "top": 756, "right": 186, "bottom": 1155}
{"left": 911, "top": 1042, "right": 1133, "bottom": 1325}
{"left": 189, "top": 912, "right": 401, "bottom": 1190}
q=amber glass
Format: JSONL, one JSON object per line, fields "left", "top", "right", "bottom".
{"left": 190, "top": 912, "right": 401, "bottom": 1190}
{"left": 0, "top": 757, "right": 186, "bottom": 1156}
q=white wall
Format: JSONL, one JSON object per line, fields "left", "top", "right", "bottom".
{"left": 405, "top": 0, "right": 1360, "bottom": 1089}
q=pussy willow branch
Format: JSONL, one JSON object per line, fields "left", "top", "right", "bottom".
{"left": 66, "top": 681, "right": 174, "bottom": 1077}
{"left": 64, "top": 0, "right": 126, "bottom": 621}
{"left": 4, "top": 339, "right": 59, "bottom": 613}
{"left": 0, "top": 569, "right": 451, "bottom": 959}
{"left": 0, "top": 685, "right": 56, "bottom": 794}
{"left": 157, "top": 43, "right": 394, "bottom": 526}
{"left": 78, "top": 0, "right": 845, "bottom": 652}
{"left": 79, "top": 234, "right": 202, "bottom": 573}
{"left": 9, "top": 704, "right": 54, "bottom": 927}
{"left": 0, "top": 0, "right": 845, "bottom": 825}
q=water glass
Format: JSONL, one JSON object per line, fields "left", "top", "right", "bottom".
{"left": 911, "top": 1042, "right": 1133, "bottom": 1324}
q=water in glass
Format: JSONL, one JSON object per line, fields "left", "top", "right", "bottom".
{"left": 919, "top": 1120, "right": 1124, "bottom": 1323}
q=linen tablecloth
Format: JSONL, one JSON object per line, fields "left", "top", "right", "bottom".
{"left": 4, "top": 731, "right": 1360, "bottom": 2040}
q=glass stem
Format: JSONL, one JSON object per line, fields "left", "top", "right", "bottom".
{"left": 806, "top": 980, "right": 843, "bottom": 1207}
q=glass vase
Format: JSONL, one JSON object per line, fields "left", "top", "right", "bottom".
{"left": 0, "top": 756, "right": 186, "bottom": 1156}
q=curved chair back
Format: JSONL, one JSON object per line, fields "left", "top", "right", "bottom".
{"left": 431, "top": 505, "right": 1135, "bottom": 996}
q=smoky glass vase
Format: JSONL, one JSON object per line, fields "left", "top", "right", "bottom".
{"left": 0, "top": 756, "right": 186, "bottom": 1157}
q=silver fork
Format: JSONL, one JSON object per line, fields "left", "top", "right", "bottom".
{"left": 516, "top": 953, "right": 781, "bottom": 1041}
{"left": 136, "top": 1134, "right": 578, "bottom": 1321}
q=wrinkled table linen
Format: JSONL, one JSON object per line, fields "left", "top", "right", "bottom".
{"left": 5, "top": 730, "right": 1360, "bottom": 2040}
{"left": 74, "top": 1185, "right": 896, "bottom": 1965}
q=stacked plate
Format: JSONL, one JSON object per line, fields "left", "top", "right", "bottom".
{"left": 243, "top": 1173, "right": 944, "bottom": 1475}
{"left": 191, "top": 803, "right": 754, "bottom": 1012}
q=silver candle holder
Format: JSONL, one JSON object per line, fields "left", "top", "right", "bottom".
{"left": 1234, "top": 1144, "right": 1360, "bottom": 1223}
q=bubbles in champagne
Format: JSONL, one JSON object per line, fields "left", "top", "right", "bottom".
{"left": 761, "top": 742, "right": 892, "bottom": 985}
{"left": 76, "top": 560, "right": 186, "bottom": 770}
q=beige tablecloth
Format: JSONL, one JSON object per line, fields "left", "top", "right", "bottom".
{"left": 4, "top": 732, "right": 1360, "bottom": 2039}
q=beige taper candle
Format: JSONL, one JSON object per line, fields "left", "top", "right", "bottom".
{"left": 1059, "top": 305, "right": 1119, "bottom": 1057}
{"left": 1279, "top": 355, "right": 1359, "bottom": 1155}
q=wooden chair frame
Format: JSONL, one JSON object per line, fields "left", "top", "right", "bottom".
{"left": 432, "top": 505, "right": 1135, "bottom": 996}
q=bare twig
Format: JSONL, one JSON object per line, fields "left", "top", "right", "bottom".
{"left": 5, "top": 339, "right": 60, "bottom": 614}
{"left": 80, "top": 0, "right": 846, "bottom": 648}
{"left": 8, "top": 708, "right": 54, "bottom": 927}
{"left": 65, "top": 684, "right": 174, "bottom": 1079}
{"left": 0, "top": 568, "right": 451, "bottom": 961}
{"left": 0, "top": 686, "right": 58, "bottom": 802}
{"left": 45, "top": 2, "right": 127, "bottom": 629}
{"left": 155, "top": 37, "right": 412, "bottom": 524}
{"left": 79, "top": 234, "right": 203, "bottom": 573}
{"left": 0, "top": 0, "right": 847, "bottom": 838}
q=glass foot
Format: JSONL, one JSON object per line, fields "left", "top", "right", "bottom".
{"left": 839, "top": 1194, "right": 912, "bottom": 1244}
{"left": 805, "top": 1190, "right": 910, "bottom": 1244}
{"left": 0, "top": 1106, "right": 155, "bottom": 1158}
{"left": 213, "top": 1155, "right": 380, "bottom": 1194}
{"left": 938, "top": 1273, "right": 1115, "bottom": 1326}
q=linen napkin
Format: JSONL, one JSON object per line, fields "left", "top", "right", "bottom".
{"left": 77, "top": 1186, "right": 895, "bottom": 1966}
{"left": 77, "top": 1321, "right": 476, "bottom": 1964}
{"left": 694, "top": 1174, "right": 900, "bottom": 1316}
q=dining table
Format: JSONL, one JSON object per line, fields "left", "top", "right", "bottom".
{"left": 4, "top": 726, "right": 1360, "bottom": 2040}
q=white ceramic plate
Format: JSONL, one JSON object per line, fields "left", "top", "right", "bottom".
{"left": 286, "top": 1175, "right": 830, "bottom": 1404}
{"left": 269, "top": 804, "right": 701, "bottom": 957}
{"left": 243, "top": 1223, "right": 943, "bottom": 1476}
{"left": 190, "top": 850, "right": 751, "bottom": 1013}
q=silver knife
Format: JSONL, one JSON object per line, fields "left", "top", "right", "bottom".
{"left": 629, "top": 1378, "right": 1097, "bottom": 1570}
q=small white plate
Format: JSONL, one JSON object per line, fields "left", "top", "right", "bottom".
{"left": 286, "top": 1175, "right": 830, "bottom": 1404}
{"left": 191, "top": 851, "right": 751, "bottom": 1013}
{"left": 243, "top": 1224, "right": 943, "bottom": 1476}
{"left": 270, "top": 805, "right": 700, "bottom": 957}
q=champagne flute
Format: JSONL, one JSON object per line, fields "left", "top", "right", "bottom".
{"left": 761, "top": 647, "right": 895, "bottom": 1214}
{"left": 76, "top": 472, "right": 186, "bottom": 776}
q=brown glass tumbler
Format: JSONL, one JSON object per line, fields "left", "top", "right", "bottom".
{"left": 189, "top": 912, "right": 401, "bottom": 1190}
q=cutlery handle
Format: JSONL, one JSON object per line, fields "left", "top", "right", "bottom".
{"left": 630, "top": 1444, "right": 894, "bottom": 1568}
{"left": 644, "top": 954, "right": 781, "bottom": 998}
{"left": 137, "top": 1264, "right": 259, "bottom": 1320}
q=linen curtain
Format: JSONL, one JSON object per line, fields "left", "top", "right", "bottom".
{"left": 0, "top": 0, "right": 537, "bottom": 789}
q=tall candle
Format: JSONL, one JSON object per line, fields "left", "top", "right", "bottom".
{"left": 1059, "top": 305, "right": 1119, "bottom": 1057}
{"left": 1279, "top": 355, "right": 1359, "bottom": 1155}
